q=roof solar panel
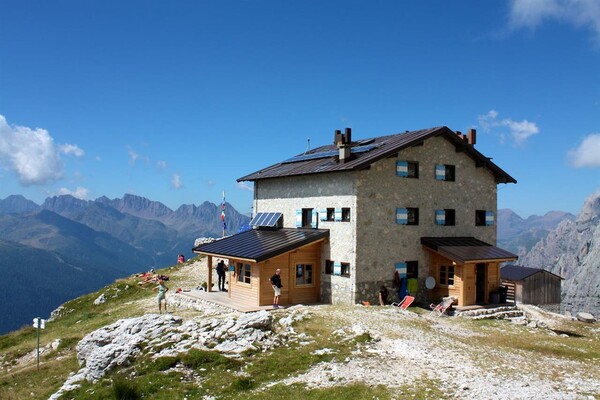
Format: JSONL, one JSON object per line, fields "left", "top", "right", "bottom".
{"left": 250, "top": 212, "right": 282, "bottom": 228}
{"left": 282, "top": 143, "right": 380, "bottom": 164}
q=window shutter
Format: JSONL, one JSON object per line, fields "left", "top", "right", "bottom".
{"left": 435, "top": 209, "right": 446, "bottom": 225}
{"left": 395, "top": 262, "right": 407, "bottom": 279}
{"left": 334, "top": 208, "right": 342, "bottom": 222}
{"left": 435, "top": 164, "right": 446, "bottom": 180}
{"left": 333, "top": 262, "right": 342, "bottom": 276}
{"left": 396, "top": 161, "right": 408, "bottom": 177}
{"left": 295, "top": 209, "right": 302, "bottom": 228}
{"left": 485, "top": 211, "right": 494, "bottom": 226}
{"left": 311, "top": 209, "right": 318, "bottom": 228}
{"left": 396, "top": 208, "right": 408, "bottom": 224}
{"left": 319, "top": 208, "right": 327, "bottom": 221}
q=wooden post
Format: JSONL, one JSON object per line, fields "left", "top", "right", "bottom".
{"left": 207, "top": 255, "right": 213, "bottom": 293}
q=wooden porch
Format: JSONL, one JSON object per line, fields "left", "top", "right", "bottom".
{"left": 176, "top": 288, "right": 287, "bottom": 313}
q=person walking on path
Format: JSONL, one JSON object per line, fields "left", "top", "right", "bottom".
{"left": 216, "top": 260, "right": 227, "bottom": 291}
{"left": 269, "top": 269, "right": 282, "bottom": 308}
{"left": 154, "top": 279, "right": 169, "bottom": 313}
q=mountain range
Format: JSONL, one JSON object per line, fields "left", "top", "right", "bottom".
{"left": 0, "top": 194, "right": 250, "bottom": 334}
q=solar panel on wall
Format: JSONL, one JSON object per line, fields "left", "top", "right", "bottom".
{"left": 250, "top": 212, "right": 282, "bottom": 228}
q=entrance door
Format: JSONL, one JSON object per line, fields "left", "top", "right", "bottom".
{"left": 476, "top": 263, "right": 486, "bottom": 303}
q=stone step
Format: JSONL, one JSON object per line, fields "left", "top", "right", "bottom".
{"left": 469, "top": 310, "right": 524, "bottom": 320}
{"left": 456, "top": 306, "right": 522, "bottom": 319}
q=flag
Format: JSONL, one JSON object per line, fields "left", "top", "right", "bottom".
{"left": 220, "top": 191, "right": 227, "bottom": 231}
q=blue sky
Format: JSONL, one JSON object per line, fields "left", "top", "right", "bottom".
{"left": 1, "top": 1, "right": 599, "bottom": 218}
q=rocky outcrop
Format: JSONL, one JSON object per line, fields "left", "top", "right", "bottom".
{"left": 521, "top": 192, "right": 600, "bottom": 316}
{"left": 49, "top": 308, "right": 311, "bottom": 399}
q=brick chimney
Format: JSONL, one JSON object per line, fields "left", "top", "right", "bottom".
{"left": 468, "top": 128, "right": 476, "bottom": 145}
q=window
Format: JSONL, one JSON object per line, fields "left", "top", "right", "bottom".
{"left": 325, "top": 260, "right": 334, "bottom": 275}
{"left": 396, "top": 161, "right": 419, "bottom": 178}
{"left": 439, "top": 265, "right": 454, "bottom": 286}
{"left": 340, "top": 262, "right": 350, "bottom": 277}
{"left": 302, "top": 208, "right": 313, "bottom": 228}
{"left": 435, "top": 209, "right": 455, "bottom": 226}
{"left": 237, "top": 263, "right": 251, "bottom": 284}
{"left": 295, "top": 264, "right": 313, "bottom": 285}
{"left": 407, "top": 261, "right": 418, "bottom": 279}
{"left": 435, "top": 164, "right": 455, "bottom": 181}
{"left": 476, "top": 210, "right": 494, "bottom": 226}
{"left": 327, "top": 208, "right": 335, "bottom": 221}
{"left": 342, "top": 208, "right": 351, "bottom": 222}
{"left": 396, "top": 207, "right": 419, "bottom": 225}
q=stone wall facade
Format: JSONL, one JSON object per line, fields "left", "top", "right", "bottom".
{"left": 254, "top": 136, "right": 501, "bottom": 306}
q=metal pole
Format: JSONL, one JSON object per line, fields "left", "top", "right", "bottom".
{"left": 36, "top": 320, "right": 40, "bottom": 371}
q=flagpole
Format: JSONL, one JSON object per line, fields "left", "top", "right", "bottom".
{"left": 221, "top": 191, "right": 226, "bottom": 238}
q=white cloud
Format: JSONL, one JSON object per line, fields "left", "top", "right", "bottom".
{"left": 57, "top": 186, "right": 90, "bottom": 199}
{"left": 477, "top": 110, "right": 540, "bottom": 145}
{"left": 59, "top": 144, "right": 85, "bottom": 157}
{"left": 127, "top": 147, "right": 140, "bottom": 164}
{"left": 237, "top": 181, "right": 254, "bottom": 192}
{"left": 0, "top": 114, "right": 64, "bottom": 185}
{"left": 156, "top": 160, "right": 167, "bottom": 169}
{"left": 502, "top": 118, "right": 540, "bottom": 144}
{"left": 171, "top": 173, "right": 183, "bottom": 189}
{"left": 568, "top": 132, "right": 600, "bottom": 167}
{"left": 509, "top": 0, "right": 600, "bottom": 44}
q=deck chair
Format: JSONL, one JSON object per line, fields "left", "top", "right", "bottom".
{"left": 391, "top": 295, "right": 415, "bottom": 310}
{"left": 429, "top": 297, "right": 454, "bottom": 316}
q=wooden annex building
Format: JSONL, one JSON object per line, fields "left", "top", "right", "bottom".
{"left": 193, "top": 216, "right": 329, "bottom": 307}
{"left": 421, "top": 237, "right": 518, "bottom": 306}
{"left": 500, "top": 264, "right": 563, "bottom": 305}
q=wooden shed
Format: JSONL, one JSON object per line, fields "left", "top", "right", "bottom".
{"left": 500, "top": 264, "right": 563, "bottom": 305}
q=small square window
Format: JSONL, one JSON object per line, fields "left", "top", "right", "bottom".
{"left": 436, "top": 209, "right": 455, "bottom": 226}
{"left": 342, "top": 208, "right": 351, "bottom": 222}
{"left": 407, "top": 208, "right": 419, "bottom": 225}
{"left": 397, "top": 161, "right": 419, "bottom": 178}
{"left": 341, "top": 262, "right": 350, "bottom": 277}
{"left": 326, "top": 208, "right": 335, "bottom": 221}
{"left": 325, "top": 260, "right": 334, "bottom": 275}
{"left": 435, "top": 164, "right": 455, "bottom": 182}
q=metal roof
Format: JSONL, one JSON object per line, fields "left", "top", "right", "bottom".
{"left": 238, "top": 126, "right": 516, "bottom": 184}
{"left": 421, "top": 237, "right": 518, "bottom": 263}
{"left": 500, "top": 264, "right": 564, "bottom": 281}
{"left": 192, "top": 228, "right": 329, "bottom": 263}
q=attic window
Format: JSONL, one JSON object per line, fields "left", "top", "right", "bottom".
{"left": 396, "top": 161, "right": 419, "bottom": 178}
{"left": 435, "top": 164, "right": 455, "bottom": 181}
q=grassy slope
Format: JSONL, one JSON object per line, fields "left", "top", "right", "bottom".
{"left": 1, "top": 256, "right": 598, "bottom": 400}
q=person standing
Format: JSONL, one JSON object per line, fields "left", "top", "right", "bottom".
{"left": 154, "top": 279, "right": 169, "bottom": 314}
{"left": 269, "top": 268, "right": 282, "bottom": 308}
{"left": 216, "top": 260, "right": 226, "bottom": 291}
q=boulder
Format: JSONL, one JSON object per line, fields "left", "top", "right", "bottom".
{"left": 576, "top": 312, "right": 596, "bottom": 323}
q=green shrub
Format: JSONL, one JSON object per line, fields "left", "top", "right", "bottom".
{"left": 181, "top": 349, "right": 236, "bottom": 370}
{"left": 112, "top": 378, "right": 140, "bottom": 400}
{"left": 232, "top": 377, "right": 256, "bottom": 391}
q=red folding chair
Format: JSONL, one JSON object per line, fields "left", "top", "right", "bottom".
{"left": 392, "top": 295, "right": 415, "bottom": 310}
